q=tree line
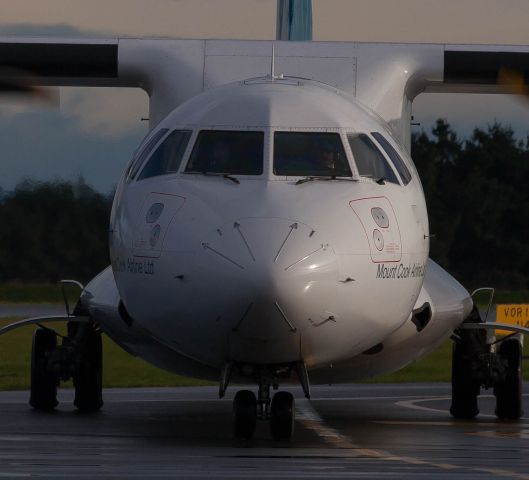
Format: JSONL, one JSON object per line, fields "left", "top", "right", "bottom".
{"left": 413, "top": 120, "right": 529, "bottom": 290}
{"left": 1, "top": 120, "right": 529, "bottom": 290}
{"left": 0, "top": 178, "right": 112, "bottom": 284}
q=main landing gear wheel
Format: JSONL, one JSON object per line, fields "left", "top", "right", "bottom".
{"left": 495, "top": 338, "right": 523, "bottom": 420}
{"left": 270, "top": 391, "right": 295, "bottom": 441}
{"left": 233, "top": 390, "right": 257, "bottom": 440}
{"left": 29, "top": 327, "right": 59, "bottom": 411}
{"left": 450, "top": 339, "right": 480, "bottom": 419}
{"left": 73, "top": 327, "right": 103, "bottom": 413}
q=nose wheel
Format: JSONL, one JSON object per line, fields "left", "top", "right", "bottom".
{"left": 228, "top": 363, "right": 308, "bottom": 440}
{"left": 232, "top": 387, "right": 295, "bottom": 441}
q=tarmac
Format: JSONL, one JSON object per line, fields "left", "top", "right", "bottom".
{"left": 0, "top": 383, "right": 528, "bottom": 479}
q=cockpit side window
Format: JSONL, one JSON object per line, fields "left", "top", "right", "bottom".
{"left": 185, "top": 130, "right": 264, "bottom": 175}
{"left": 347, "top": 133, "right": 399, "bottom": 185}
{"left": 371, "top": 132, "right": 412, "bottom": 185}
{"left": 137, "top": 130, "right": 192, "bottom": 180}
{"left": 127, "top": 128, "right": 169, "bottom": 181}
{"left": 273, "top": 132, "right": 351, "bottom": 177}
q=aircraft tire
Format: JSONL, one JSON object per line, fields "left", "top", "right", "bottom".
{"left": 233, "top": 390, "right": 257, "bottom": 440}
{"left": 73, "top": 329, "right": 103, "bottom": 413}
{"left": 270, "top": 391, "right": 295, "bottom": 441}
{"left": 29, "top": 327, "right": 59, "bottom": 411}
{"left": 495, "top": 338, "right": 523, "bottom": 420}
{"left": 450, "top": 340, "right": 480, "bottom": 419}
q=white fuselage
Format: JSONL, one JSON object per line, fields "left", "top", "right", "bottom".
{"left": 82, "top": 78, "right": 469, "bottom": 383}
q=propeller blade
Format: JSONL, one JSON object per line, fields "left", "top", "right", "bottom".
{"left": 497, "top": 67, "right": 529, "bottom": 96}
{"left": 0, "top": 66, "right": 59, "bottom": 106}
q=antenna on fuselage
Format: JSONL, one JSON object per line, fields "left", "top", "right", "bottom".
{"left": 271, "top": 45, "right": 275, "bottom": 80}
{"left": 270, "top": 44, "right": 283, "bottom": 82}
{"left": 269, "top": 45, "right": 283, "bottom": 81}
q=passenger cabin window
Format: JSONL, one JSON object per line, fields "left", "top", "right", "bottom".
{"left": 347, "top": 133, "right": 399, "bottom": 184}
{"left": 371, "top": 132, "right": 412, "bottom": 185}
{"left": 274, "top": 132, "right": 351, "bottom": 177}
{"left": 127, "top": 128, "right": 169, "bottom": 180}
{"left": 137, "top": 130, "right": 192, "bottom": 180}
{"left": 185, "top": 130, "right": 264, "bottom": 175}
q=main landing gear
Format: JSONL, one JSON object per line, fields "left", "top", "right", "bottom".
{"left": 29, "top": 322, "right": 103, "bottom": 413}
{"left": 226, "top": 363, "right": 308, "bottom": 441}
{"left": 451, "top": 306, "right": 524, "bottom": 420}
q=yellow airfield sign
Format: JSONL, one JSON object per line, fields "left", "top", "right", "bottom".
{"left": 496, "top": 304, "right": 529, "bottom": 335}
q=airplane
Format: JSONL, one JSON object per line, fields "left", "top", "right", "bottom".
{"left": 1, "top": 0, "right": 528, "bottom": 441}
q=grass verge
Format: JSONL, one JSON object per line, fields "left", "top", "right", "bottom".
{"left": 0, "top": 317, "right": 210, "bottom": 391}
{"left": 1, "top": 316, "right": 528, "bottom": 391}
{"left": 0, "top": 283, "right": 80, "bottom": 304}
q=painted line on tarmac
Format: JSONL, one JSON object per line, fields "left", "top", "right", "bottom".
{"left": 373, "top": 420, "right": 529, "bottom": 428}
{"left": 467, "top": 429, "right": 529, "bottom": 439}
{"left": 396, "top": 394, "right": 529, "bottom": 421}
{"left": 0, "top": 393, "right": 446, "bottom": 405}
{"left": 296, "top": 400, "right": 463, "bottom": 471}
{"left": 308, "top": 394, "right": 443, "bottom": 402}
{"left": 297, "top": 400, "right": 529, "bottom": 479}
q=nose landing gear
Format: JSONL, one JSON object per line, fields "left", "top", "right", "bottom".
{"left": 229, "top": 363, "right": 308, "bottom": 441}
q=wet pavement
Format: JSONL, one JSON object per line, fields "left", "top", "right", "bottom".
{"left": 0, "top": 383, "right": 527, "bottom": 479}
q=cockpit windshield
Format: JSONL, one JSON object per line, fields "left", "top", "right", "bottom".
{"left": 347, "top": 133, "right": 399, "bottom": 184}
{"left": 185, "top": 130, "right": 264, "bottom": 175}
{"left": 274, "top": 132, "right": 352, "bottom": 177}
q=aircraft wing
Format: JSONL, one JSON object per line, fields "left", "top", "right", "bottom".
{"left": 2, "top": 38, "right": 529, "bottom": 140}
{"left": 431, "top": 46, "right": 529, "bottom": 94}
{"left": 0, "top": 40, "right": 120, "bottom": 87}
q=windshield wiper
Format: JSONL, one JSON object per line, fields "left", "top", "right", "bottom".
{"left": 202, "top": 171, "right": 240, "bottom": 184}
{"left": 184, "top": 171, "right": 240, "bottom": 184}
{"left": 295, "top": 175, "right": 354, "bottom": 186}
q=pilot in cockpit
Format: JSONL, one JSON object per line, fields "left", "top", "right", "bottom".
{"left": 317, "top": 141, "right": 342, "bottom": 174}
{"left": 320, "top": 147, "right": 336, "bottom": 171}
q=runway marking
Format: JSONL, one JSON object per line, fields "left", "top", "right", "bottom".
{"left": 309, "top": 394, "right": 443, "bottom": 402}
{"left": 0, "top": 393, "right": 449, "bottom": 406}
{"left": 373, "top": 420, "right": 529, "bottom": 428}
{"left": 297, "top": 400, "right": 529, "bottom": 480}
{"left": 0, "top": 436, "right": 33, "bottom": 442}
{"left": 396, "top": 394, "right": 529, "bottom": 421}
{"left": 296, "top": 401, "right": 462, "bottom": 469}
{"left": 467, "top": 429, "right": 529, "bottom": 439}
{"left": 477, "top": 468, "right": 529, "bottom": 479}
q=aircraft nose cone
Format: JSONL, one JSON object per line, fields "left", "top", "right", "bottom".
{"left": 193, "top": 218, "right": 339, "bottom": 363}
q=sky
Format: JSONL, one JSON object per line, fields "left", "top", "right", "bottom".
{"left": 1, "top": 0, "right": 529, "bottom": 193}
